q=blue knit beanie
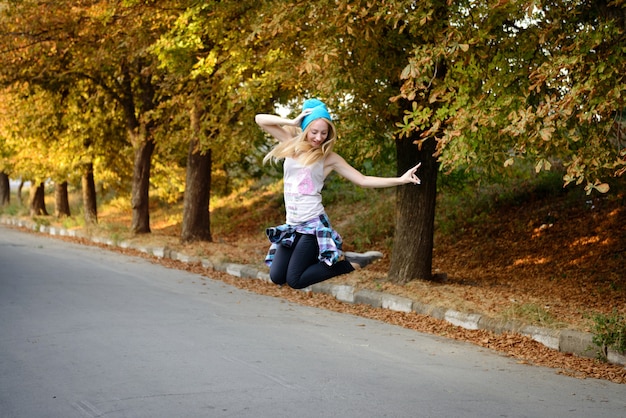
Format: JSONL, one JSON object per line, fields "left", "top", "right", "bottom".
{"left": 301, "top": 99, "right": 332, "bottom": 131}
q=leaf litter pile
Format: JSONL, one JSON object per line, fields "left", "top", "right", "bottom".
{"left": 37, "top": 186, "right": 626, "bottom": 384}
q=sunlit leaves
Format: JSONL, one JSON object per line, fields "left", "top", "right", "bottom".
{"left": 392, "top": 0, "right": 626, "bottom": 193}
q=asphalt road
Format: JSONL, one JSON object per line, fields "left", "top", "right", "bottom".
{"left": 1, "top": 225, "right": 624, "bottom": 418}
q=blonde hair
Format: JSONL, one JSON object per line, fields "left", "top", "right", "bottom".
{"left": 263, "top": 118, "right": 337, "bottom": 166}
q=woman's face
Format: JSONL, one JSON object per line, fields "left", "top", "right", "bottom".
{"left": 305, "top": 119, "right": 330, "bottom": 148}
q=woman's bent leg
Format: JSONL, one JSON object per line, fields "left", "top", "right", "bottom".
{"left": 292, "top": 260, "right": 354, "bottom": 289}
{"left": 285, "top": 234, "right": 354, "bottom": 289}
{"left": 283, "top": 234, "right": 319, "bottom": 288}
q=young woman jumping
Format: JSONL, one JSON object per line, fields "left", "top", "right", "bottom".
{"left": 256, "top": 98, "right": 421, "bottom": 289}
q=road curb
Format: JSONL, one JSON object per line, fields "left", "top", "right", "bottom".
{"left": 2, "top": 215, "right": 624, "bottom": 367}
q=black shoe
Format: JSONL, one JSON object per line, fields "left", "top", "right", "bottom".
{"left": 344, "top": 251, "right": 383, "bottom": 269}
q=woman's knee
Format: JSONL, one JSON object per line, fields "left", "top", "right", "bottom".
{"left": 269, "top": 265, "right": 287, "bottom": 285}
{"left": 270, "top": 271, "right": 287, "bottom": 285}
{"left": 286, "top": 276, "right": 307, "bottom": 289}
{"left": 271, "top": 271, "right": 306, "bottom": 289}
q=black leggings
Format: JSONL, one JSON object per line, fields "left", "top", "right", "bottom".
{"left": 269, "top": 233, "right": 355, "bottom": 289}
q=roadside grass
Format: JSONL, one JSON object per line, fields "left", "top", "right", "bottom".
{"left": 502, "top": 302, "right": 568, "bottom": 329}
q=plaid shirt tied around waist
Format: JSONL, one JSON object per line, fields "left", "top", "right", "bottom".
{"left": 265, "top": 213, "right": 343, "bottom": 267}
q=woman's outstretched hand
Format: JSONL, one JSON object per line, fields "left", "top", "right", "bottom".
{"left": 401, "top": 162, "right": 422, "bottom": 185}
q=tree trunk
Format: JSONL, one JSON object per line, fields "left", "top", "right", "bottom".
{"left": 17, "top": 180, "right": 23, "bottom": 205}
{"left": 82, "top": 162, "right": 98, "bottom": 224}
{"left": 29, "top": 182, "right": 49, "bottom": 217}
{"left": 118, "top": 62, "right": 157, "bottom": 235}
{"left": 388, "top": 135, "right": 439, "bottom": 284}
{"left": 54, "top": 181, "right": 71, "bottom": 218}
{"left": 181, "top": 103, "right": 212, "bottom": 243}
{"left": 130, "top": 136, "right": 156, "bottom": 234}
{"left": 0, "top": 172, "right": 9, "bottom": 206}
{"left": 181, "top": 146, "right": 212, "bottom": 242}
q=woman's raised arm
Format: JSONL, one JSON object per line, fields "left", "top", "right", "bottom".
{"left": 255, "top": 110, "right": 311, "bottom": 142}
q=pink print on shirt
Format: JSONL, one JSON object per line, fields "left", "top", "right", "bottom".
{"left": 296, "top": 167, "right": 315, "bottom": 195}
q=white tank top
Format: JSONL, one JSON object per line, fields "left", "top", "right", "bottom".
{"left": 283, "top": 157, "right": 325, "bottom": 224}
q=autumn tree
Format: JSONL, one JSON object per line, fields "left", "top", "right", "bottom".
{"left": 397, "top": 0, "right": 626, "bottom": 194}
{"left": 152, "top": 0, "right": 297, "bottom": 242}
{"left": 63, "top": 1, "right": 181, "bottom": 233}
{"left": 61, "top": 83, "right": 129, "bottom": 223}
{"left": 374, "top": 0, "right": 626, "bottom": 283}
